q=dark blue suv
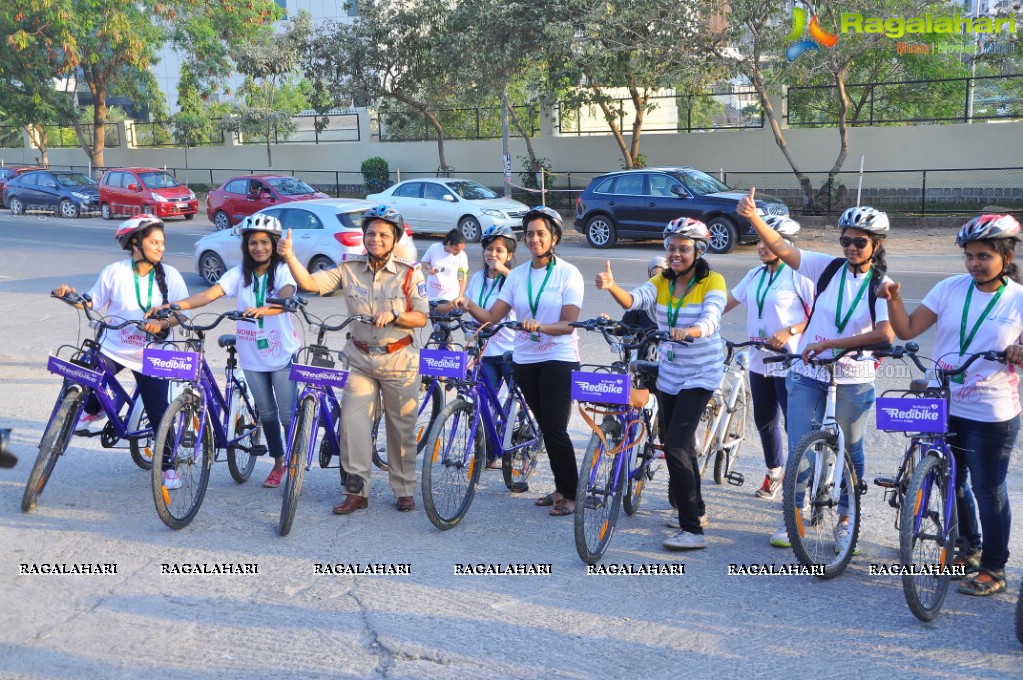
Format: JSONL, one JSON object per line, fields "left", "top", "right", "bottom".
{"left": 3, "top": 169, "right": 99, "bottom": 218}
{"left": 574, "top": 167, "right": 789, "bottom": 253}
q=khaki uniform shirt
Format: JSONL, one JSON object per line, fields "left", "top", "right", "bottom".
{"left": 310, "top": 254, "right": 428, "bottom": 345}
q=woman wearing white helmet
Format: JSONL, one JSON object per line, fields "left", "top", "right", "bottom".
{"left": 738, "top": 191, "right": 895, "bottom": 554}
{"left": 879, "top": 214, "right": 1023, "bottom": 597}
{"left": 723, "top": 215, "right": 814, "bottom": 500}
{"left": 168, "top": 213, "right": 300, "bottom": 488}
{"left": 596, "top": 217, "right": 727, "bottom": 551}
{"left": 51, "top": 214, "right": 189, "bottom": 489}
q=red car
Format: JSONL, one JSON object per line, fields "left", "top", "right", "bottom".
{"left": 0, "top": 166, "right": 44, "bottom": 206}
{"left": 99, "top": 167, "right": 198, "bottom": 220}
{"left": 206, "top": 175, "right": 329, "bottom": 230}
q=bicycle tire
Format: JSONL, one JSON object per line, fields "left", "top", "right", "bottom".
{"left": 900, "top": 453, "right": 957, "bottom": 622}
{"left": 421, "top": 398, "right": 483, "bottom": 530}
{"left": 694, "top": 401, "right": 718, "bottom": 478}
{"left": 502, "top": 403, "right": 543, "bottom": 492}
{"left": 227, "top": 404, "right": 259, "bottom": 484}
{"left": 128, "top": 410, "right": 154, "bottom": 470}
{"left": 782, "top": 429, "right": 861, "bottom": 578}
{"left": 151, "top": 394, "right": 214, "bottom": 530}
{"left": 623, "top": 439, "right": 655, "bottom": 516}
{"left": 22, "top": 386, "right": 82, "bottom": 512}
{"left": 575, "top": 419, "right": 625, "bottom": 564}
{"left": 279, "top": 396, "right": 315, "bottom": 537}
{"left": 1016, "top": 582, "right": 1023, "bottom": 645}
{"left": 714, "top": 382, "right": 749, "bottom": 484}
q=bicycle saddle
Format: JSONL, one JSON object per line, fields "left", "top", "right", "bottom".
{"left": 218, "top": 334, "right": 237, "bottom": 349}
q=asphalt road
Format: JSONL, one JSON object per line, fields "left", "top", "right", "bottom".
{"left": 1, "top": 212, "right": 1021, "bottom": 679}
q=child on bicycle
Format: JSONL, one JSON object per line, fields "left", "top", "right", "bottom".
{"left": 878, "top": 214, "right": 1023, "bottom": 596}
{"left": 723, "top": 216, "right": 813, "bottom": 500}
{"left": 595, "top": 218, "right": 727, "bottom": 551}
{"left": 421, "top": 228, "right": 469, "bottom": 303}
{"left": 51, "top": 214, "right": 189, "bottom": 489}
{"left": 738, "top": 189, "right": 895, "bottom": 553}
{"left": 163, "top": 214, "right": 300, "bottom": 489}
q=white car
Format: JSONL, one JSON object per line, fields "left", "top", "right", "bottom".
{"left": 366, "top": 178, "right": 529, "bottom": 242}
{"left": 193, "top": 198, "right": 418, "bottom": 285}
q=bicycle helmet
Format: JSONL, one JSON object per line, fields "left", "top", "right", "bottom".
{"left": 115, "top": 214, "right": 164, "bottom": 250}
{"left": 522, "top": 206, "right": 563, "bottom": 242}
{"left": 663, "top": 217, "right": 710, "bottom": 253}
{"left": 955, "top": 214, "right": 1021, "bottom": 247}
{"left": 838, "top": 206, "right": 889, "bottom": 236}
{"left": 481, "top": 223, "right": 518, "bottom": 249}
{"left": 361, "top": 205, "right": 404, "bottom": 239}
{"left": 237, "top": 212, "right": 283, "bottom": 238}
{"left": 763, "top": 215, "right": 801, "bottom": 239}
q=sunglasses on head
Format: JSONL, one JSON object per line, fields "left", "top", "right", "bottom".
{"left": 839, "top": 236, "right": 870, "bottom": 249}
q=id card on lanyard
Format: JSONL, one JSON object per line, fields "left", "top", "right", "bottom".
{"left": 665, "top": 277, "right": 696, "bottom": 362}
{"left": 953, "top": 282, "right": 1005, "bottom": 383}
{"left": 254, "top": 273, "right": 268, "bottom": 350}
{"left": 527, "top": 259, "right": 555, "bottom": 342}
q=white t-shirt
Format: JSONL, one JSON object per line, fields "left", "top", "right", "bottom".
{"left": 732, "top": 263, "right": 814, "bottom": 376}
{"left": 87, "top": 259, "right": 189, "bottom": 372}
{"left": 465, "top": 270, "right": 515, "bottom": 358}
{"left": 496, "top": 257, "right": 583, "bottom": 364}
{"left": 793, "top": 250, "right": 891, "bottom": 385}
{"left": 921, "top": 274, "right": 1023, "bottom": 421}
{"left": 216, "top": 264, "right": 302, "bottom": 372}
{"left": 422, "top": 242, "right": 468, "bottom": 302}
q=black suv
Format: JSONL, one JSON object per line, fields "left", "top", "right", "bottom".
{"left": 3, "top": 169, "right": 99, "bottom": 218}
{"left": 574, "top": 167, "right": 789, "bottom": 253}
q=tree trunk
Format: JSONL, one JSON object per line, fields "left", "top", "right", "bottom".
{"left": 507, "top": 102, "right": 538, "bottom": 171}
{"left": 90, "top": 70, "right": 107, "bottom": 170}
{"left": 628, "top": 87, "right": 646, "bottom": 167}
{"left": 595, "top": 89, "right": 633, "bottom": 169}
{"left": 748, "top": 71, "right": 816, "bottom": 212}
{"left": 392, "top": 92, "right": 449, "bottom": 174}
{"left": 25, "top": 124, "right": 49, "bottom": 166}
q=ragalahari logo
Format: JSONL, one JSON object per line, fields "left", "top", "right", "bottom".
{"left": 786, "top": 7, "right": 840, "bottom": 61}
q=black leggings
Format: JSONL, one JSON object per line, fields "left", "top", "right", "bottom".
{"left": 513, "top": 360, "right": 579, "bottom": 499}
{"left": 658, "top": 387, "right": 713, "bottom": 535}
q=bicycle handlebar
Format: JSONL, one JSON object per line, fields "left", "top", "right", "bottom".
{"left": 762, "top": 342, "right": 893, "bottom": 367}
{"left": 150, "top": 305, "right": 255, "bottom": 333}
{"left": 266, "top": 295, "right": 373, "bottom": 332}
{"left": 53, "top": 292, "right": 154, "bottom": 334}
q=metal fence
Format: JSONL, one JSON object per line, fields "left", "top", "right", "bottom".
{"left": 374, "top": 105, "right": 540, "bottom": 142}
{"left": 235, "top": 111, "right": 361, "bottom": 145}
{"left": 788, "top": 74, "right": 1023, "bottom": 127}
{"left": 131, "top": 121, "right": 224, "bottom": 148}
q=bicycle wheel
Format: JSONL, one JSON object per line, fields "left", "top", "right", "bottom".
{"left": 421, "top": 398, "right": 483, "bottom": 530}
{"left": 279, "top": 396, "right": 315, "bottom": 537}
{"left": 414, "top": 377, "right": 443, "bottom": 455}
{"left": 900, "top": 453, "right": 957, "bottom": 622}
{"left": 502, "top": 405, "right": 543, "bottom": 492}
{"left": 227, "top": 404, "right": 259, "bottom": 484}
{"left": 782, "top": 429, "right": 861, "bottom": 578}
{"left": 694, "top": 400, "right": 718, "bottom": 478}
{"left": 151, "top": 394, "right": 214, "bottom": 530}
{"left": 575, "top": 419, "right": 625, "bottom": 564}
{"left": 623, "top": 438, "right": 656, "bottom": 516}
{"left": 22, "top": 386, "right": 83, "bottom": 512}
{"left": 714, "top": 382, "right": 749, "bottom": 484}
{"left": 128, "top": 410, "right": 154, "bottom": 470}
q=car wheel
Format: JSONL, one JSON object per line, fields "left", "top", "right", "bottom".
{"left": 59, "top": 199, "right": 79, "bottom": 219}
{"left": 308, "top": 255, "right": 334, "bottom": 273}
{"left": 706, "top": 216, "right": 738, "bottom": 254}
{"left": 101, "top": 203, "right": 113, "bottom": 220}
{"left": 198, "top": 251, "right": 226, "bottom": 285}
{"left": 184, "top": 213, "right": 194, "bottom": 221}
{"left": 9, "top": 196, "right": 23, "bottom": 216}
{"left": 458, "top": 216, "right": 482, "bottom": 243}
{"left": 585, "top": 214, "right": 618, "bottom": 249}
{"left": 213, "top": 211, "right": 231, "bottom": 231}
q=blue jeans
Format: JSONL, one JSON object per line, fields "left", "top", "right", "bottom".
{"left": 786, "top": 372, "right": 875, "bottom": 515}
{"left": 245, "top": 362, "right": 297, "bottom": 461}
{"left": 481, "top": 353, "right": 514, "bottom": 395}
{"left": 950, "top": 414, "right": 1019, "bottom": 572}
{"left": 750, "top": 371, "right": 788, "bottom": 470}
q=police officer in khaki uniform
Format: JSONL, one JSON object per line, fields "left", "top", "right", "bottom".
{"left": 278, "top": 206, "right": 428, "bottom": 514}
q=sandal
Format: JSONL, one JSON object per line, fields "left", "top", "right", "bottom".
{"left": 951, "top": 549, "right": 981, "bottom": 581}
{"left": 957, "top": 567, "right": 1006, "bottom": 596}
{"left": 549, "top": 500, "right": 575, "bottom": 516}
{"left": 535, "top": 492, "right": 563, "bottom": 507}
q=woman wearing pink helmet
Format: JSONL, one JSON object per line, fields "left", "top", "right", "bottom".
{"left": 596, "top": 217, "right": 728, "bottom": 551}
{"left": 51, "top": 214, "right": 189, "bottom": 488}
{"left": 879, "top": 214, "right": 1023, "bottom": 596}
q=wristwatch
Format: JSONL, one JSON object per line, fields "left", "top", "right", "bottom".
{"left": 789, "top": 326, "right": 799, "bottom": 335}
{"left": 392, "top": 310, "right": 400, "bottom": 322}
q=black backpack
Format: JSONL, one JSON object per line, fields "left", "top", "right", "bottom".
{"left": 805, "top": 258, "right": 882, "bottom": 330}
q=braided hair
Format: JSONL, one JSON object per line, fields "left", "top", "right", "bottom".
{"left": 133, "top": 224, "right": 168, "bottom": 304}
{"left": 241, "top": 231, "right": 283, "bottom": 294}
{"left": 992, "top": 238, "right": 1021, "bottom": 283}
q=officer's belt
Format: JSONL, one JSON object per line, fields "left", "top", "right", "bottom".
{"left": 352, "top": 335, "right": 413, "bottom": 355}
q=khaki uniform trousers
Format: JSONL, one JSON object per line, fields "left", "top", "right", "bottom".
{"left": 339, "top": 342, "right": 419, "bottom": 498}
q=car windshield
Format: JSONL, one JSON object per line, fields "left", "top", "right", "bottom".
{"left": 56, "top": 173, "right": 98, "bottom": 187}
{"left": 446, "top": 181, "right": 498, "bottom": 200}
{"left": 268, "top": 177, "right": 317, "bottom": 196}
{"left": 676, "top": 169, "right": 731, "bottom": 195}
{"left": 139, "top": 171, "right": 181, "bottom": 189}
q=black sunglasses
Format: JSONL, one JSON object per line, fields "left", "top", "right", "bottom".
{"left": 839, "top": 236, "right": 870, "bottom": 249}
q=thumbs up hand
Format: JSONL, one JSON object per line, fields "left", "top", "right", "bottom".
{"left": 278, "top": 228, "right": 294, "bottom": 261}
{"left": 737, "top": 186, "right": 757, "bottom": 219}
{"left": 595, "top": 259, "right": 615, "bottom": 290}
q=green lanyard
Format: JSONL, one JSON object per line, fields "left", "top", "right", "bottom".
{"left": 133, "top": 266, "right": 154, "bottom": 312}
{"left": 253, "top": 273, "right": 267, "bottom": 330}
{"left": 477, "top": 274, "right": 503, "bottom": 308}
{"left": 666, "top": 276, "right": 697, "bottom": 329}
{"left": 755, "top": 263, "right": 785, "bottom": 319}
{"left": 834, "top": 266, "right": 872, "bottom": 334}
{"left": 527, "top": 259, "right": 555, "bottom": 318}
{"left": 960, "top": 282, "right": 1005, "bottom": 355}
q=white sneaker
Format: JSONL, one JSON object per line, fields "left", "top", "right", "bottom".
{"left": 75, "top": 411, "right": 106, "bottom": 432}
{"left": 833, "top": 521, "right": 860, "bottom": 555}
{"left": 769, "top": 524, "right": 791, "bottom": 548}
{"left": 163, "top": 469, "right": 182, "bottom": 490}
{"left": 663, "top": 530, "right": 707, "bottom": 551}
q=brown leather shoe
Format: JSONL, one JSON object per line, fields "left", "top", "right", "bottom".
{"left": 395, "top": 496, "right": 415, "bottom": 512}
{"left": 332, "top": 494, "right": 368, "bottom": 515}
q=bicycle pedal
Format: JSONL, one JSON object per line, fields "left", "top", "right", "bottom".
{"left": 180, "top": 433, "right": 196, "bottom": 449}
{"left": 248, "top": 444, "right": 268, "bottom": 456}
{"left": 509, "top": 482, "right": 529, "bottom": 493}
{"left": 873, "top": 476, "right": 896, "bottom": 488}
{"left": 726, "top": 471, "right": 744, "bottom": 486}
{"left": 856, "top": 480, "right": 869, "bottom": 495}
